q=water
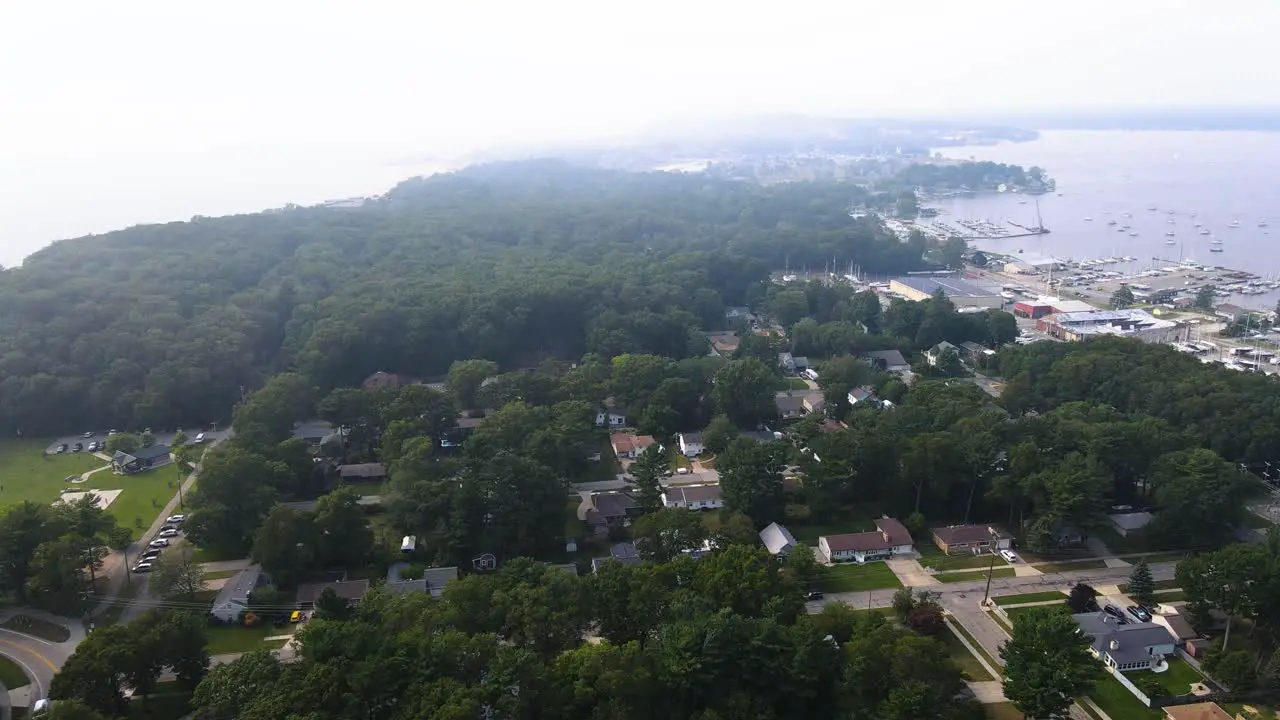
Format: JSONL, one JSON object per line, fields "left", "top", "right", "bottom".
{"left": 931, "top": 130, "right": 1280, "bottom": 308}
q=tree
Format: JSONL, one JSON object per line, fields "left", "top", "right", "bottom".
{"left": 1148, "top": 448, "right": 1249, "bottom": 548}
{"left": 139, "top": 431, "right": 156, "bottom": 448}
{"left": 630, "top": 444, "right": 672, "bottom": 509}
{"left": 702, "top": 414, "right": 738, "bottom": 455}
{"left": 311, "top": 486, "right": 374, "bottom": 569}
{"left": 1195, "top": 285, "right": 1217, "bottom": 310}
{"left": 784, "top": 542, "right": 820, "bottom": 589}
{"left": 935, "top": 347, "right": 965, "bottom": 378}
{"left": 312, "top": 586, "right": 352, "bottom": 621}
{"left": 184, "top": 445, "right": 279, "bottom": 555}
{"left": 249, "top": 505, "right": 317, "bottom": 589}
{"left": 1207, "top": 649, "right": 1257, "bottom": 691}
{"left": 149, "top": 547, "right": 206, "bottom": 600}
{"left": 447, "top": 359, "right": 499, "bottom": 409}
{"left": 711, "top": 358, "right": 777, "bottom": 428}
{"left": 190, "top": 649, "right": 283, "bottom": 720}
{"left": 892, "top": 586, "right": 918, "bottom": 621}
{"left": 1110, "top": 285, "right": 1135, "bottom": 309}
{"left": 717, "top": 438, "right": 786, "bottom": 526}
{"left": 1001, "top": 607, "right": 1101, "bottom": 719}
{"left": 816, "top": 355, "right": 872, "bottom": 413}
{"left": 632, "top": 508, "right": 707, "bottom": 562}
{"left": 986, "top": 310, "right": 1018, "bottom": 345}
{"left": 1128, "top": 560, "right": 1156, "bottom": 608}
{"left": 906, "top": 601, "right": 945, "bottom": 636}
{"left": 1067, "top": 583, "right": 1099, "bottom": 614}
{"left": 105, "top": 433, "right": 140, "bottom": 454}
{"left": 31, "top": 700, "right": 109, "bottom": 720}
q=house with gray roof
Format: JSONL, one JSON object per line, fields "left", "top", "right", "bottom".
{"left": 1073, "top": 612, "right": 1177, "bottom": 671}
{"left": 591, "top": 542, "right": 642, "bottom": 573}
{"left": 1108, "top": 511, "right": 1155, "bottom": 537}
{"left": 759, "top": 522, "right": 797, "bottom": 557}
{"left": 385, "top": 563, "right": 459, "bottom": 598}
{"left": 860, "top": 350, "right": 910, "bottom": 373}
{"left": 211, "top": 564, "right": 266, "bottom": 623}
{"left": 111, "top": 444, "right": 173, "bottom": 475}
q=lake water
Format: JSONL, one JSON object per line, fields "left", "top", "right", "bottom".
{"left": 931, "top": 130, "right": 1280, "bottom": 308}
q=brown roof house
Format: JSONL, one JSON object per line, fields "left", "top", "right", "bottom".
{"left": 661, "top": 484, "right": 724, "bottom": 511}
{"left": 295, "top": 579, "right": 370, "bottom": 609}
{"left": 338, "top": 463, "right": 386, "bottom": 482}
{"left": 1162, "top": 703, "right": 1234, "bottom": 720}
{"left": 818, "top": 518, "right": 913, "bottom": 564}
{"left": 931, "top": 524, "right": 1014, "bottom": 555}
{"left": 611, "top": 432, "right": 657, "bottom": 459}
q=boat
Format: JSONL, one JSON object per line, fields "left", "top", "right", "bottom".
{"left": 1084, "top": 216, "right": 1093, "bottom": 221}
{"left": 1020, "top": 200, "right": 1027, "bottom": 205}
{"left": 1167, "top": 219, "right": 1175, "bottom": 224}
{"left": 1166, "top": 209, "right": 1175, "bottom": 214}
{"left": 1000, "top": 291, "right": 1017, "bottom": 300}
{"left": 1165, "top": 231, "right": 1176, "bottom": 236}
{"left": 1211, "top": 238, "right": 1223, "bottom": 245}
{"left": 1210, "top": 246, "right": 1224, "bottom": 252}
{"left": 1116, "top": 227, "right": 1126, "bottom": 233}
{"left": 1148, "top": 206, "right": 1158, "bottom": 211}
{"left": 1165, "top": 239, "right": 1176, "bottom": 245}
{"left": 1200, "top": 229, "right": 1211, "bottom": 235}
{"left": 1261, "top": 221, "right": 1270, "bottom": 228}
{"left": 1107, "top": 219, "right": 1118, "bottom": 226}
{"left": 1230, "top": 220, "right": 1241, "bottom": 228}
{"left": 1194, "top": 221, "right": 1203, "bottom": 227}
{"left": 1129, "top": 231, "right": 1139, "bottom": 236}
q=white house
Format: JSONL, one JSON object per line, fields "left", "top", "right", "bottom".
{"left": 661, "top": 484, "right": 723, "bottom": 510}
{"left": 678, "top": 432, "right": 704, "bottom": 458}
{"left": 1073, "top": 613, "right": 1178, "bottom": 671}
{"left": 594, "top": 401, "right": 628, "bottom": 428}
{"left": 759, "top": 522, "right": 797, "bottom": 557}
{"left": 817, "top": 518, "right": 914, "bottom": 564}
{"left": 847, "top": 386, "right": 875, "bottom": 406}
{"left": 211, "top": 564, "right": 264, "bottom": 623}
{"left": 924, "top": 341, "right": 960, "bottom": 367}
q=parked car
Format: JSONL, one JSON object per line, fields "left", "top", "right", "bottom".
{"left": 194, "top": 432, "right": 207, "bottom": 444}
{"left": 999, "top": 549, "right": 1019, "bottom": 563}
{"left": 86, "top": 441, "right": 97, "bottom": 452}
{"left": 1103, "top": 605, "right": 1125, "bottom": 619}
{"left": 141, "top": 549, "right": 162, "bottom": 560}
{"left": 148, "top": 539, "right": 170, "bottom": 549}
{"left": 1126, "top": 606, "right": 1152, "bottom": 622}
{"left": 133, "top": 562, "right": 153, "bottom": 573}
{"left": 166, "top": 514, "right": 186, "bottom": 524}
{"left": 82, "top": 431, "right": 94, "bottom": 438}
{"left": 73, "top": 443, "right": 83, "bottom": 452}
{"left": 55, "top": 444, "right": 67, "bottom": 453}
{"left": 159, "top": 529, "right": 180, "bottom": 539}
{"left": 290, "top": 610, "right": 304, "bottom": 623}
{"left": 804, "top": 591, "right": 824, "bottom": 601}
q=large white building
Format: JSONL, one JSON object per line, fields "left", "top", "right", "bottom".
{"left": 888, "top": 276, "right": 1003, "bottom": 309}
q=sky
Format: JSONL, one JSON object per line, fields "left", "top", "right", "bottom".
{"left": 2, "top": 0, "right": 1278, "bottom": 264}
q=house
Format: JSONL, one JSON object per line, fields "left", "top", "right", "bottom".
{"left": 610, "top": 432, "right": 657, "bottom": 459}
{"left": 759, "top": 522, "right": 797, "bottom": 557}
{"left": 295, "top": 579, "right": 371, "bottom": 609}
{"left": 385, "top": 563, "right": 458, "bottom": 597}
{"left": 725, "top": 306, "right": 754, "bottom": 320}
{"left": 362, "top": 371, "right": 411, "bottom": 391}
{"left": 293, "top": 420, "right": 337, "bottom": 447}
{"left": 210, "top": 564, "right": 265, "bottom": 623}
{"left": 861, "top": 349, "right": 910, "bottom": 374}
{"left": 802, "top": 393, "right": 824, "bottom": 414}
{"left": 661, "top": 484, "right": 723, "bottom": 510}
{"left": 924, "top": 341, "right": 960, "bottom": 366}
{"left": 889, "top": 276, "right": 1002, "bottom": 309}
{"left": 594, "top": 398, "right": 628, "bottom": 428}
{"left": 792, "top": 356, "right": 811, "bottom": 372}
{"left": 931, "top": 524, "right": 1014, "bottom": 555}
{"left": 440, "top": 414, "right": 485, "bottom": 448}
{"left": 338, "top": 463, "right": 386, "bottom": 482}
{"left": 778, "top": 352, "right": 797, "bottom": 374}
{"left": 818, "top": 418, "right": 846, "bottom": 433}
{"left": 111, "top": 445, "right": 172, "bottom": 475}
{"left": 1215, "top": 303, "right": 1251, "bottom": 322}
{"left": 1162, "top": 703, "right": 1234, "bottom": 720}
{"left": 775, "top": 390, "right": 824, "bottom": 420}
{"left": 677, "top": 432, "right": 704, "bottom": 458}
{"left": 1151, "top": 612, "right": 1198, "bottom": 644}
{"left": 1109, "top": 511, "right": 1155, "bottom": 537}
{"left": 959, "top": 341, "right": 994, "bottom": 360}
{"left": 591, "top": 542, "right": 642, "bottom": 572}
{"left": 584, "top": 492, "right": 638, "bottom": 531}
{"left": 1048, "top": 521, "right": 1086, "bottom": 549}
{"left": 847, "top": 386, "right": 876, "bottom": 406}
{"left": 818, "top": 518, "right": 913, "bottom": 564}
{"left": 1073, "top": 612, "right": 1177, "bottom": 671}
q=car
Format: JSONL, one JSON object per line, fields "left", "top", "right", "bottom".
{"left": 1126, "top": 605, "right": 1152, "bottom": 622}
{"left": 73, "top": 442, "right": 83, "bottom": 452}
{"left": 676, "top": 467, "right": 689, "bottom": 475}
{"left": 804, "top": 591, "right": 824, "bottom": 601}
{"left": 999, "top": 549, "right": 1019, "bottom": 563}
{"left": 1103, "top": 604, "right": 1125, "bottom": 619}
{"left": 166, "top": 514, "right": 185, "bottom": 524}
{"left": 290, "top": 610, "right": 304, "bottom": 623}
{"left": 194, "top": 432, "right": 207, "bottom": 444}
{"left": 133, "top": 562, "right": 153, "bottom": 573}
{"left": 159, "top": 529, "right": 180, "bottom": 538}
{"left": 141, "top": 549, "right": 162, "bottom": 559}
{"left": 159, "top": 524, "right": 176, "bottom": 532}
{"left": 86, "top": 441, "right": 97, "bottom": 452}
{"left": 148, "top": 539, "right": 170, "bottom": 549}
{"left": 108, "top": 429, "right": 118, "bottom": 435}
{"left": 82, "top": 431, "right": 94, "bottom": 438}
{"left": 56, "top": 443, "right": 68, "bottom": 453}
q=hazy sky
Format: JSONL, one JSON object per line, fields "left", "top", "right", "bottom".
{"left": 2, "top": 0, "right": 1278, "bottom": 263}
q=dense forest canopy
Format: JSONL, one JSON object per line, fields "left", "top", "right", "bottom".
{"left": 0, "top": 161, "right": 931, "bottom": 435}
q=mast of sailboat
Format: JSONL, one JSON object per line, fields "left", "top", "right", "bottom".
{"left": 1034, "top": 196, "right": 1044, "bottom": 233}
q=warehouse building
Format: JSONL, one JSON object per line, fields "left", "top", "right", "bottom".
{"left": 1037, "top": 309, "right": 1183, "bottom": 343}
{"left": 888, "top": 276, "right": 1003, "bottom": 309}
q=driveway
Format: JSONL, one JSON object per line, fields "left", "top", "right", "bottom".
{"left": 886, "top": 557, "right": 940, "bottom": 587}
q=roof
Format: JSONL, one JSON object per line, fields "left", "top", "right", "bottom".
{"left": 822, "top": 518, "right": 912, "bottom": 553}
{"left": 1109, "top": 511, "right": 1155, "bottom": 531}
{"left": 665, "top": 484, "right": 722, "bottom": 504}
{"left": 592, "top": 542, "right": 642, "bottom": 571}
{"left": 1155, "top": 613, "right": 1198, "bottom": 640}
{"left": 679, "top": 432, "right": 703, "bottom": 444}
{"left": 775, "top": 395, "right": 807, "bottom": 414}
{"left": 959, "top": 341, "right": 986, "bottom": 353}
{"left": 591, "top": 492, "right": 637, "bottom": 518}
{"left": 930, "top": 341, "right": 959, "bottom": 354}
{"left": 792, "top": 356, "right": 810, "bottom": 367}
{"left": 1073, "top": 613, "right": 1178, "bottom": 661}
{"left": 131, "top": 444, "right": 172, "bottom": 462}
{"left": 861, "top": 349, "right": 908, "bottom": 368}
{"left": 634, "top": 435, "right": 657, "bottom": 450}
{"left": 456, "top": 416, "right": 485, "bottom": 430}
{"left": 338, "top": 463, "right": 385, "bottom": 479}
{"left": 891, "top": 276, "right": 998, "bottom": 299}
{"left": 421, "top": 566, "right": 459, "bottom": 596}
{"left": 1047, "top": 299, "right": 1096, "bottom": 313}
{"left": 931, "top": 524, "right": 1012, "bottom": 546}
{"left": 610, "top": 433, "right": 635, "bottom": 453}
{"left": 293, "top": 420, "right": 335, "bottom": 440}
{"left": 295, "top": 579, "right": 371, "bottom": 606}
{"left": 874, "top": 518, "right": 913, "bottom": 546}
{"left": 759, "top": 522, "right": 797, "bottom": 554}
{"left": 1162, "top": 702, "right": 1234, "bottom": 720}
{"left": 212, "top": 565, "right": 263, "bottom": 609}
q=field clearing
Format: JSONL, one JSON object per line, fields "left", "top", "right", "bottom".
{"left": 0, "top": 439, "right": 103, "bottom": 510}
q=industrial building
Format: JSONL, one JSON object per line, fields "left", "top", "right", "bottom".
{"left": 888, "top": 276, "right": 1003, "bottom": 309}
{"left": 1002, "top": 255, "right": 1064, "bottom": 274}
{"left": 1037, "top": 309, "right": 1183, "bottom": 343}
{"left": 1012, "top": 296, "right": 1097, "bottom": 319}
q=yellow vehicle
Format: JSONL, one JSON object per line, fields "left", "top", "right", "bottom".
{"left": 290, "top": 610, "right": 303, "bottom": 624}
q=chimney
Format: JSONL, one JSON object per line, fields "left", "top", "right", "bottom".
{"left": 1109, "top": 639, "right": 1120, "bottom": 650}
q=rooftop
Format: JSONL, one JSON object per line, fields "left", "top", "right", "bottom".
{"left": 861, "top": 349, "right": 908, "bottom": 368}
{"left": 1073, "top": 612, "right": 1177, "bottom": 665}
{"left": 892, "top": 276, "right": 998, "bottom": 299}
{"left": 212, "top": 564, "right": 263, "bottom": 608}
{"left": 338, "top": 463, "right": 385, "bottom": 479}
{"left": 1162, "top": 702, "right": 1233, "bottom": 720}
{"left": 1109, "top": 511, "right": 1155, "bottom": 531}
{"left": 295, "top": 579, "right": 370, "bottom": 606}
{"left": 759, "top": 522, "right": 796, "bottom": 555}
{"left": 932, "top": 524, "right": 1012, "bottom": 546}
{"left": 591, "top": 492, "right": 637, "bottom": 518}
{"left": 118, "top": 444, "right": 172, "bottom": 462}
{"left": 665, "top": 484, "right": 722, "bottom": 504}
{"left": 822, "top": 518, "right": 913, "bottom": 552}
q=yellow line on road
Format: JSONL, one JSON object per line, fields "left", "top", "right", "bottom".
{"left": 0, "top": 636, "right": 58, "bottom": 672}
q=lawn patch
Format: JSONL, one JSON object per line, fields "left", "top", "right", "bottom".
{"left": 1032, "top": 559, "right": 1108, "bottom": 573}
{"left": 819, "top": 562, "right": 902, "bottom": 592}
{"left": 1118, "top": 578, "right": 1180, "bottom": 594}
{"left": 1088, "top": 673, "right": 1163, "bottom": 720}
{"left": 189, "top": 545, "right": 242, "bottom": 564}
{"left": 993, "top": 591, "right": 1066, "bottom": 606}
{"left": 984, "top": 703, "right": 1024, "bottom": 720}
{"left": 205, "top": 623, "right": 294, "bottom": 655}
{"left": 0, "top": 439, "right": 104, "bottom": 511}
{"left": 937, "top": 567, "right": 1015, "bottom": 583}
{"left": 781, "top": 377, "right": 811, "bottom": 390}
{"left": 939, "top": 624, "right": 994, "bottom": 681}
{"left": 0, "top": 653, "right": 31, "bottom": 689}
{"left": 1154, "top": 589, "right": 1187, "bottom": 602}
{"left": 203, "top": 569, "right": 239, "bottom": 581}
{"left": 1127, "top": 658, "right": 1203, "bottom": 697}
{"left": 1, "top": 614, "right": 71, "bottom": 642}
{"left": 1005, "top": 603, "right": 1071, "bottom": 623}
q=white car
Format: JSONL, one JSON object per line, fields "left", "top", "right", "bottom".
{"left": 999, "top": 549, "right": 1019, "bottom": 563}
{"left": 166, "top": 514, "right": 185, "bottom": 523}
{"left": 148, "top": 539, "right": 170, "bottom": 549}
{"left": 133, "top": 562, "right": 153, "bottom": 573}
{"left": 159, "top": 528, "right": 180, "bottom": 538}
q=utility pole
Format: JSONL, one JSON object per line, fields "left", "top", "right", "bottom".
{"left": 981, "top": 550, "right": 998, "bottom": 605}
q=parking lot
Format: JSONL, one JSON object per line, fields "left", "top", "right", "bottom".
{"left": 43, "top": 428, "right": 229, "bottom": 455}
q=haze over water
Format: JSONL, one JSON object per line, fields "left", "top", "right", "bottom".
{"left": 932, "top": 131, "right": 1280, "bottom": 301}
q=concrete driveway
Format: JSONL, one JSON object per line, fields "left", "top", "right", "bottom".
{"left": 886, "top": 557, "right": 940, "bottom": 587}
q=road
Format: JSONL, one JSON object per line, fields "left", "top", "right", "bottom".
{"left": 0, "top": 609, "right": 86, "bottom": 713}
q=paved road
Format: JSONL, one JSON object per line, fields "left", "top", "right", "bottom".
{"left": 0, "top": 609, "right": 86, "bottom": 710}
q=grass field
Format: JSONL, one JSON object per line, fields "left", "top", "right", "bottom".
{"left": 1005, "top": 603, "right": 1071, "bottom": 622}
{"left": 0, "top": 653, "right": 31, "bottom": 689}
{"left": 0, "top": 439, "right": 103, "bottom": 510}
{"left": 203, "top": 569, "right": 239, "bottom": 581}
{"left": 937, "top": 567, "right": 1016, "bottom": 583}
{"left": 1032, "top": 559, "right": 1108, "bottom": 573}
{"left": 1224, "top": 702, "right": 1278, "bottom": 718}
{"left": 939, "top": 625, "right": 994, "bottom": 681}
{"left": 917, "top": 545, "right": 1001, "bottom": 571}
{"left": 819, "top": 562, "right": 903, "bottom": 592}
{"left": 1154, "top": 589, "right": 1187, "bottom": 602}
{"left": 1128, "top": 657, "right": 1203, "bottom": 696}
{"left": 781, "top": 377, "right": 811, "bottom": 390}
{"left": 984, "top": 703, "right": 1024, "bottom": 720}
{"left": 993, "top": 591, "right": 1066, "bottom": 606}
{"left": 1088, "top": 674, "right": 1163, "bottom": 720}
{"left": 1118, "top": 578, "right": 1180, "bottom": 593}
{"left": 205, "top": 623, "right": 294, "bottom": 655}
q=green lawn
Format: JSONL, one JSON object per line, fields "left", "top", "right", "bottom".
{"left": 85, "top": 466, "right": 187, "bottom": 540}
{"left": 789, "top": 515, "right": 876, "bottom": 546}
{"left": 1005, "top": 603, "right": 1071, "bottom": 622}
{"left": 1032, "top": 559, "right": 1108, "bottom": 573}
{"left": 0, "top": 439, "right": 104, "bottom": 510}
{"left": 1, "top": 614, "right": 71, "bottom": 642}
{"left": 1118, "top": 578, "right": 1181, "bottom": 593}
{"left": 939, "top": 624, "right": 994, "bottom": 681}
{"left": 917, "top": 544, "right": 1001, "bottom": 571}
{"left": 1087, "top": 673, "right": 1163, "bottom": 720}
{"left": 1154, "top": 589, "right": 1187, "bottom": 602}
{"left": 819, "top": 562, "right": 903, "bottom": 592}
{"left": 937, "top": 567, "right": 1016, "bottom": 583}
{"left": 205, "top": 623, "right": 295, "bottom": 655}
{"left": 984, "top": 703, "right": 1024, "bottom": 720}
{"left": 1128, "top": 658, "right": 1203, "bottom": 697}
{"left": 1224, "top": 701, "right": 1279, "bottom": 719}
{"left": 0, "top": 653, "right": 31, "bottom": 689}
{"left": 189, "top": 545, "right": 243, "bottom": 564}
{"left": 203, "top": 569, "right": 239, "bottom": 581}
{"left": 993, "top": 591, "right": 1066, "bottom": 606}
{"left": 781, "top": 377, "right": 811, "bottom": 390}
{"left": 126, "top": 682, "right": 194, "bottom": 719}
